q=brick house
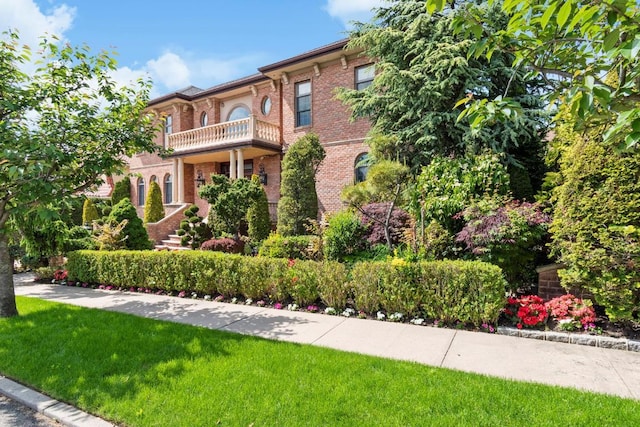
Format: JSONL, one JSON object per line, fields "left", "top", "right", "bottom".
{"left": 126, "top": 39, "right": 373, "bottom": 244}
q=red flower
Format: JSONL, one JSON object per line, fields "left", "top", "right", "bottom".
{"left": 287, "top": 258, "right": 296, "bottom": 268}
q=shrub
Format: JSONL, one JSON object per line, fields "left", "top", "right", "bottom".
{"left": 143, "top": 181, "right": 165, "bottom": 224}
{"left": 111, "top": 179, "right": 131, "bottom": 206}
{"left": 277, "top": 133, "right": 326, "bottom": 236}
{"left": 350, "top": 260, "right": 506, "bottom": 326}
{"left": 201, "top": 238, "right": 244, "bottom": 254}
{"left": 82, "top": 198, "right": 99, "bottom": 226}
{"left": 550, "top": 138, "right": 640, "bottom": 321}
{"left": 359, "top": 203, "right": 411, "bottom": 247}
{"left": 107, "top": 198, "right": 152, "bottom": 250}
{"left": 179, "top": 205, "right": 212, "bottom": 249}
{"left": 64, "top": 225, "right": 97, "bottom": 253}
{"left": 545, "top": 294, "right": 596, "bottom": 331}
{"left": 258, "top": 234, "right": 319, "bottom": 260}
{"left": 504, "top": 295, "right": 548, "bottom": 329}
{"left": 323, "top": 209, "right": 368, "bottom": 261}
{"left": 456, "top": 199, "right": 550, "bottom": 291}
{"left": 247, "top": 175, "right": 271, "bottom": 243}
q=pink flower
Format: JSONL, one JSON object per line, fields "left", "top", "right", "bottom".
{"left": 274, "top": 302, "right": 283, "bottom": 310}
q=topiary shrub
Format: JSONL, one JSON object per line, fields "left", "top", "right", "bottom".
{"left": 82, "top": 198, "right": 99, "bottom": 226}
{"left": 107, "top": 198, "right": 152, "bottom": 250}
{"left": 258, "top": 234, "right": 319, "bottom": 260}
{"left": 359, "top": 202, "right": 411, "bottom": 247}
{"left": 64, "top": 225, "right": 98, "bottom": 253}
{"left": 247, "top": 175, "right": 271, "bottom": 243}
{"left": 178, "top": 205, "right": 212, "bottom": 249}
{"left": 143, "top": 181, "right": 165, "bottom": 224}
{"left": 111, "top": 178, "right": 131, "bottom": 206}
{"left": 201, "top": 238, "right": 244, "bottom": 254}
{"left": 323, "top": 209, "right": 368, "bottom": 261}
{"left": 277, "top": 133, "right": 326, "bottom": 236}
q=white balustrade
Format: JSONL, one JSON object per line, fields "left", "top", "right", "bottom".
{"left": 168, "top": 116, "right": 280, "bottom": 152}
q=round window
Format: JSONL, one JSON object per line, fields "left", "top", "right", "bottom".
{"left": 261, "top": 96, "right": 272, "bottom": 116}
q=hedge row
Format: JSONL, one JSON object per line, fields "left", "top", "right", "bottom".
{"left": 66, "top": 251, "right": 507, "bottom": 325}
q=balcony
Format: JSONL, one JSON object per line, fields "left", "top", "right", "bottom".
{"left": 167, "top": 116, "right": 280, "bottom": 154}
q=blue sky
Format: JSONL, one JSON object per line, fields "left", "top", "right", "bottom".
{"left": 0, "top": 0, "right": 384, "bottom": 98}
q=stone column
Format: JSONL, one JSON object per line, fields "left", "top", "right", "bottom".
{"left": 236, "top": 148, "right": 244, "bottom": 179}
{"left": 177, "top": 158, "right": 185, "bottom": 203}
{"left": 230, "top": 149, "right": 237, "bottom": 179}
{"left": 172, "top": 158, "right": 179, "bottom": 203}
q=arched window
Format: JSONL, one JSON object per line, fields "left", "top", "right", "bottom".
{"left": 200, "top": 111, "right": 208, "bottom": 127}
{"left": 227, "top": 105, "right": 250, "bottom": 122}
{"left": 355, "top": 153, "right": 370, "bottom": 183}
{"left": 150, "top": 175, "right": 157, "bottom": 183}
{"left": 164, "top": 174, "right": 173, "bottom": 204}
{"left": 137, "top": 177, "right": 145, "bottom": 206}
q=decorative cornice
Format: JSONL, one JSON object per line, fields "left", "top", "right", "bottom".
{"left": 250, "top": 85, "right": 258, "bottom": 97}
{"left": 281, "top": 72, "right": 289, "bottom": 85}
{"left": 313, "top": 63, "right": 321, "bottom": 77}
{"left": 340, "top": 55, "right": 348, "bottom": 69}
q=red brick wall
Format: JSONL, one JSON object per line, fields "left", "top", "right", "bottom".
{"left": 537, "top": 264, "right": 593, "bottom": 300}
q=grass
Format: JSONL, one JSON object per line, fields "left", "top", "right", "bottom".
{"left": 1, "top": 297, "right": 638, "bottom": 426}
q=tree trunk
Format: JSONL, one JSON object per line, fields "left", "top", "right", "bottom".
{"left": 0, "top": 231, "right": 18, "bottom": 317}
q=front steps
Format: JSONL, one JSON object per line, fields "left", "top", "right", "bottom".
{"left": 155, "top": 233, "right": 190, "bottom": 251}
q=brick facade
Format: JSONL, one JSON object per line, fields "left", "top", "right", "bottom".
{"left": 127, "top": 40, "right": 371, "bottom": 241}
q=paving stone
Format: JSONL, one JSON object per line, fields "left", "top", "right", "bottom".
{"left": 597, "top": 336, "right": 628, "bottom": 350}
{"left": 545, "top": 331, "right": 571, "bottom": 343}
{"left": 496, "top": 326, "right": 519, "bottom": 337}
{"left": 627, "top": 340, "right": 640, "bottom": 353}
{"left": 571, "top": 335, "right": 597, "bottom": 346}
{"left": 519, "top": 329, "right": 546, "bottom": 340}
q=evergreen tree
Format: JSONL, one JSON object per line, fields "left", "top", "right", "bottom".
{"left": 111, "top": 179, "right": 131, "bottom": 206}
{"left": 107, "top": 198, "right": 152, "bottom": 250}
{"left": 82, "top": 198, "right": 100, "bottom": 226}
{"left": 247, "top": 175, "right": 271, "bottom": 243}
{"left": 336, "top": 1, "right": 547, "bottom": 181}
{"left": 143, "top": 181, "right": 165, "bottom": 224}
{"left": 277, "top": 133, "right": 326, "bottom": 236}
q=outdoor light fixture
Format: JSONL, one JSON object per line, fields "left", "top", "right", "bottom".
{"left": 258, "top": 163, "right": 267, "bottom": 185}
{"left": 195, "top": 170, "right": 206, "bottom": 187}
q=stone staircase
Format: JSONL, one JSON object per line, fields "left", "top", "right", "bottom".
{"left": 156, "top": 232, "right": 191, "bottom": 251}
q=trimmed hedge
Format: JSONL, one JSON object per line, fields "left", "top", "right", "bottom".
{"left": 258, "top": 234, "right": 319, "bottom": 260}
{"left": 66, "top": 251, "right": 506, "bottom": 325}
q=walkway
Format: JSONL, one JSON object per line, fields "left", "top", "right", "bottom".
{"left": 3, "top": 274, "right": 640, "bottom": 425}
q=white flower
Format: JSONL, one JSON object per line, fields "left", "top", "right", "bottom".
{"left": 325, "top": 307, "right": 337, "bottom": 315}
{"left": 342, "top": 308, "right": 356, "bottom": 317}
{"left": 203, "top": 295, "right": 212, "bottom": 301}
{"left": 389, "top": 312, "right": 403, "bottom": 322}
{"left": 376, "top": 311, "right": 386, "bottom": 320}
{"left": 245, "top": 298, "right": 253, "bottom": 305}
{"left": 410, "top": 318, "right": 425, "bottom": 325}
{"left": 231, "top": 297, "right": 238, "bottom": 304}
{"left": 191, "top": 292, "right": 198, "bottom": 299}
{"left": 287, "top": 303, "right": 299, "bottom": 311}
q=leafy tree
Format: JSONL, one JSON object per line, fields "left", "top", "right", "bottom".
{"left": 177, "top": 205, "right": 212, "bottom": 249}
{"left": 112, "top": 178, "right": 132, "bottom": 206}
{"left": 246, "top": 175, "right": 271, "bottom": 243}
{"left": 0, "top": 32, "right": 158, "bottom": 316}
{"left": 426, "top": 0, "right": 640, "bottom": 150}
{"left": 106, "top": 199, "right": 152, "bottom": 250}
{"left": 323, "top": 209, "right": 368, "bottom": 261}
{"left": 199, "top": 175, "right": 262, "bottom": 239}
{"left": 342, "top": 160, "right": 410, "bottom": 250}
{"left": 144, "top": 181, "right": 165, "bottom": 224}
{"left": 337, "top": 1, "right": 548, "bottom": 175}
{"left": 277, "top": 133, "right": 326, "bottom": 236}
{"left": 82, "top": 199, "right": 100, "bottom": 226}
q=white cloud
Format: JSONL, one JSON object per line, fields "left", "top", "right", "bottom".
{"left": 146, "top": 52, "right": 191, "bottom": 91}
{"left": 325, "top": 0, "right": 386, "bottom": 26}
{"left": 0, "top": 0, "right": 75, "bottom": 46}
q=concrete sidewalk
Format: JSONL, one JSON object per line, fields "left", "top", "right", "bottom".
{"left": 4, "top": 274, "right": 640, "bottom": 424}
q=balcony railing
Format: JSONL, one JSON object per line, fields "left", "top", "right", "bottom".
{"left": 168, "top": 116, "right": 280, "bottom": 153}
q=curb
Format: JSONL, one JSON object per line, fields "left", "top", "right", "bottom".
{"left": 0, "top": 377, "right": 114, "bottom": 427}
{"left": 496, "top": 327, "right": 640, "bottom": 352}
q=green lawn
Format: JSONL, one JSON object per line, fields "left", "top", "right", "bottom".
{"left": 1, "top": 297, "right": 638, "bottom": 426}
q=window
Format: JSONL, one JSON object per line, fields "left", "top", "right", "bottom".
{"left": 150, "top": 175, "right": 157, "bottom": 183}
{"left": 355, "top": 64, "right": 375, "bottom": 90}
{"left": 295, "top": 81, "right": 311, "bottom": 127}
{"left": 261, "top": 96, "right": 272, "bottom": 116}
{"left": 355, "top": 153, "right": 370, "bottom": 183}
{"left": 200, "top": 112, "right": 208, "bottom": 127}
{"left": 137, "top": 178, "right": 145, "bottom": 206}
{"left": 227, "top": 106, "right": 250, "bottom": 122}
{"left": 164, "top": 174, "right": 173, "bottom": 204}
{"left": 164, "top": 115, "right": 172, "bottom": 148}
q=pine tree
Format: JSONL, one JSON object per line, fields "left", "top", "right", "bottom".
{"left": 82, "top": 198, "right": 99, "bottom": 226}
{"left": 111, "top": 179, "right": 131, "bottom": 206}
{"left": 247, "top": 175, "right": 271, "bottom": 243}
{"left": 107, "top": 198, "right": 152, "bottom": 250}
{"left": 277, "top": 133, "right": 325, "bottom": 236}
